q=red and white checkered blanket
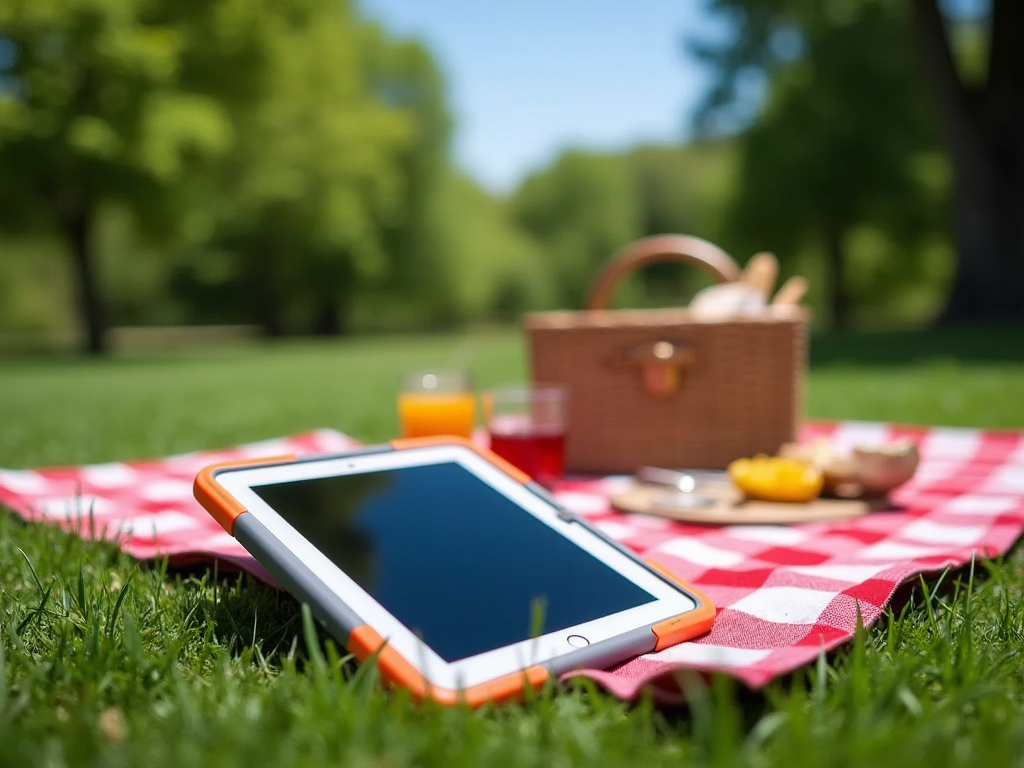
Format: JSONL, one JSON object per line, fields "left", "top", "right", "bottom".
{"left": 2, "top": 421, "right": 1023, "bottom": 702}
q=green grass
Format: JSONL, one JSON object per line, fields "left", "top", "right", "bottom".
{"left": 2, "top": 326, "right": 1024, "bottom": 767}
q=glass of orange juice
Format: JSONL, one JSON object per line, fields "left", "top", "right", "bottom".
{"left": 398, "top": 370, "right": 476, "bottom": 438}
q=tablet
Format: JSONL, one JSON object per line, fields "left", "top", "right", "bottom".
{"left": 194, "top": 436, "right": 713, "bottom": 706}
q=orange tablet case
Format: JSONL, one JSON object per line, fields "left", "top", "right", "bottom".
{"left": 194, "top": 436, "right": 715, "bottom": 707}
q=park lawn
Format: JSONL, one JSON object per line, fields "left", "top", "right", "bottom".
{"left": 2, "top": 326, "right": 1024, "bottom": 767}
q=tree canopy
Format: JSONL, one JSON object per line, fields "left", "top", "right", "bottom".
{"left": 0, "top": 0, "right": 435, "bottom": 350}
{"left": 0, "top": 0, "right": 245, "bottom": 351}
{"left": 0, "top": 1, "right": 1008, "bottom": 347}
{"left": 695, "top": 0, "right": 1023, "bottom": 323}
{"left": 708, "top": 2, "right": 944, "bottom": 326}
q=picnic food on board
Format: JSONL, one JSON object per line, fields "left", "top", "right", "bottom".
{"left": 611, "top": 460, "right": 874, "bottom": 525}
{"left": 613, "top": 431, "right": 919, "bottom": 525}
{"left": 727, "top": 455, "right": 824, "bottom": 503}
{"left": 722, "top": 437, "right": 920, "bottom": 505}
{"left": 779, "top": 437, "right": 920, "bottom": 498}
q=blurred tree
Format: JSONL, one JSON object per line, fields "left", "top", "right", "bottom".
{"left": 513, "top": 151, "right": 641, "bottom": 307}
{"left": 0, "top": 236, "right": 75, "bottom": 335}
{"left": 0, "top": 0, "right": 417, "bottom": 349}
{"left": 169, "top": 17, "right": 547, "bottom": 335}
{"left": 695, "top": 0, "right": 1024, "bottom": 322}
{"left": 622, "top": 141, "right": 738, "bottom": 303}
{"left": 432, "top": 172, "right": 553, "bottom": 322}
{"left": 363, "top": 31, "right": 458, "bottom": 326}
{"left": 348, "top": 170, "right": 555, "bottom": 330}
{"left": 703, "top": 2, "right": 942, "bottom": 327}
{"left": 0, "top": 0, "right": 254, "bottom": 353}
{"left": 628, "top": 145, "right": 703, "bottom": 237}
{"left": 195, "top": 5, "right": 412, "bottom": 337}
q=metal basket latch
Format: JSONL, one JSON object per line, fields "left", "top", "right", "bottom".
{"left": 608, "top": 340, "right": 695, "bottom": 398}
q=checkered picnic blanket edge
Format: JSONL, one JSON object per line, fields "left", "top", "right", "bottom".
{"left": 2, "top": 421, "right": 1023, "bottom": 700}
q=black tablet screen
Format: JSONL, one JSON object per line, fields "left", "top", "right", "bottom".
{"left": 252, "top": 461, "right": 658, "bottom": 662}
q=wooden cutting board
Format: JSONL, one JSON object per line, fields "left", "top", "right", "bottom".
{"left": 610, "top": 482, "right": 882, "bottom": 525}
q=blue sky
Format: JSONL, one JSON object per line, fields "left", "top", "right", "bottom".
{"left": 358, "top": 1, "right": 728, "bottom": 193}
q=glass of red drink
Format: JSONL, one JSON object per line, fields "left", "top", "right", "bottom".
{"left": 482, "top": 384, "right": 567, "bottom": 486}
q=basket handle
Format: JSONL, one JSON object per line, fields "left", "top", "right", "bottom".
{"left": 585, "top": 235, "right": 741, "bottom": 311}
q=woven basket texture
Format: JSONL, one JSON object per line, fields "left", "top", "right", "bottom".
{"left": 525, "top": 307, "right": 808, "bottom": 474}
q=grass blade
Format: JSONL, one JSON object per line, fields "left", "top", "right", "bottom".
{"left": 76, "top": 569, "right": 88, "bottom": 621}
{"left": 0, "top": 633, "right": 7, "bottom": 718}
{"left": 301, "top": 604, "right": 327, "bottom": 675}
{"left": 16, "top": 548, "right": 45, "bottom": 595}
{"left": 16, "top": 583, "right": 54, "bottom": 635}
{"left": 108, "top": 575, "right": 134, "bottom": 634}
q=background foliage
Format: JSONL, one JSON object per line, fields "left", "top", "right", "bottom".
{"left": 0, "top": 0, "right": 1015, "bottom": 353}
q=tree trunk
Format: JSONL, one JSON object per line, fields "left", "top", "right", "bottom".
{"left": 56, "top": 194, "right": 106, "bottom": 355}
{"left": 327, "top": 281, "right": 354, "bottom": 336}
{"left": 255, "top": 247, "right": 285, "bottom": 337}
{"left": 944, "top": 151, "right": 1024, "bottom": 320}
{"left": 824, "top": 224, "right": 850, "bottom": 329}
{"left": 308, "top": 261, "right": 353, "bottom": 336}
{"left": 911, "top": 0, "right": 1024, "bottom": 322}
{"left": 312, "top": 296, "right": 339, "bottom": 335}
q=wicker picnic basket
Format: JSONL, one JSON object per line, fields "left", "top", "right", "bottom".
{"left": 524, "top": 235, "right": 809, "bottom": 474}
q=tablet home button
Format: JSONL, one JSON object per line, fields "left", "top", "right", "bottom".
{"left": 566, "top": 634, "right": 590, "bottom": 648}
